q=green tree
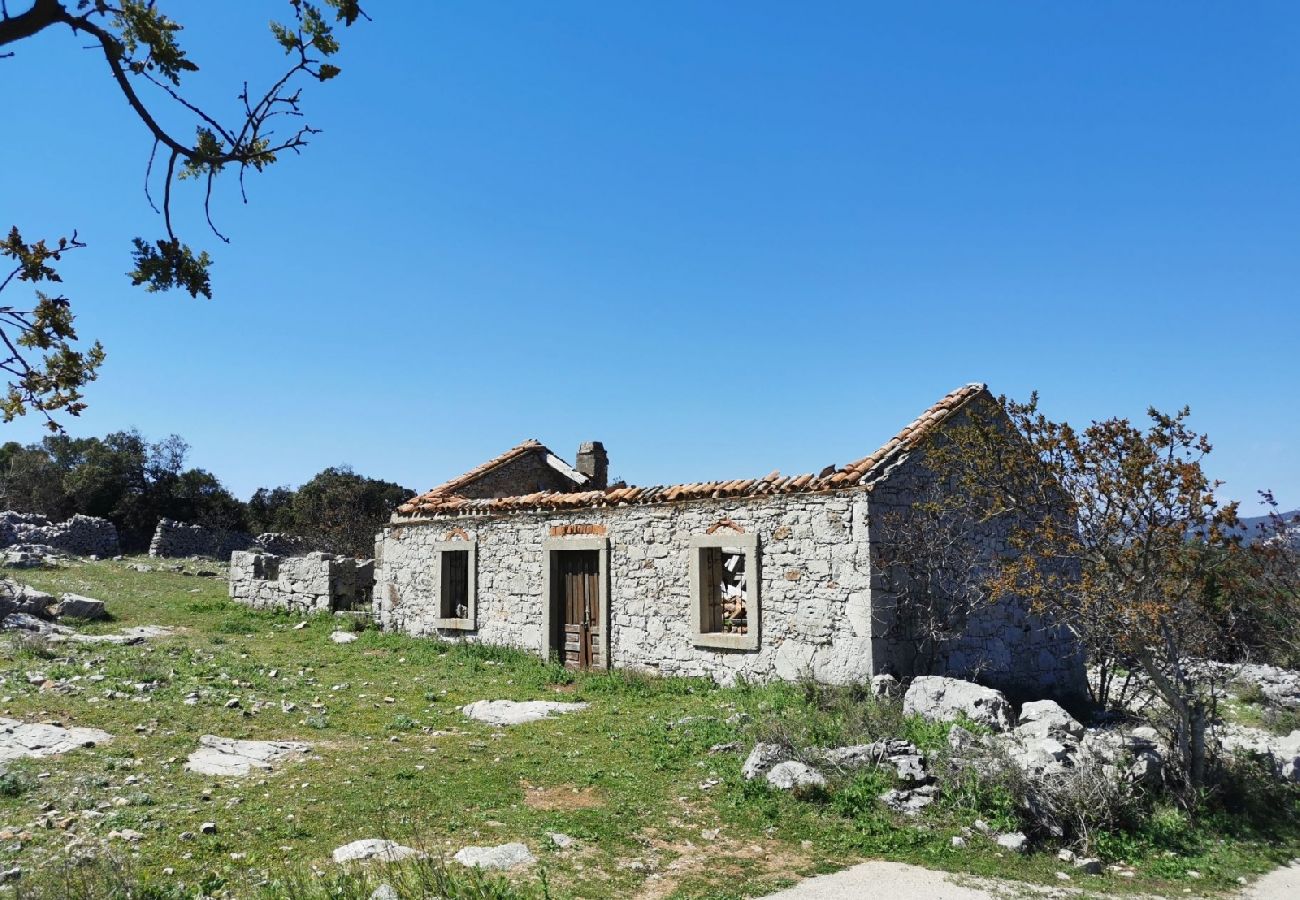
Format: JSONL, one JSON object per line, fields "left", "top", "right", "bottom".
{"left": 287, "top": 467, "right": 410, "bottom": 557}
{"left": 0, "top": 0, "right": 365, "bottom": 428}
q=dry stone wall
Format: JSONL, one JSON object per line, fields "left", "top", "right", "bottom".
{"left": 0, "top": 511, "right": 119, "bottom": 557}
{"left": 229, "top": 550, "right": 374, "bottom": 614}
{"left": 149, "top": 519, "right": 253, "bottom": 559}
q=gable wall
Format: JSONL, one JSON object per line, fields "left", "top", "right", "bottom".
{"left": 452, "top": 451, "right": 584, "bottom": 499}
{"left": 374, "top": 490, "right": 876, "bottom": 685}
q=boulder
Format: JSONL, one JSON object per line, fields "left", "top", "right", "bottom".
{"left": 742, "top": 742, "right": 786, "bottom": 780}
{"left": 55, "top": 593, "right": 106, "bottom": 620}
{"left": 822, "top": 740, "right": 929, "bottom": 786}
{"left": 332, "top": 839, "right": 420, "bottom": 864}
{"left": 1016, "top": 700, "right": 1083, "bottom": 740}
{"left": 766, "top": 761, "right": 826, "bottom": 791}
{"left": 996, "top": 832, "right": 1029, "bottom": 853}
{"left": 903, "top": 676, "right": 1015, "bottom": 732}
{"left": 453, "top": 842, "right": 536, "bottom": 870}
{"left": 461, "top": 700, "right": 588, "bottom": 727}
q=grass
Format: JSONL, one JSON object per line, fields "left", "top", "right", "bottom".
{"left": 0, "top": 559, "right": 1296, "bottom": 898}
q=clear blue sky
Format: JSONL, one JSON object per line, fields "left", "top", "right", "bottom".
{"left": 3, "top": 2, "right": 1297, "bottom": 510}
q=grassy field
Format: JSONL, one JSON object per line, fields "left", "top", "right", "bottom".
{"left": 1, "top": 559, "right": 1298, "bottom": 899}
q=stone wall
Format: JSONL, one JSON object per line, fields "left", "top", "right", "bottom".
{"left": 375, "top": 454, "right": 1084, "bottom": 698}
{"left": 228, "top": 550, "right": 374, "bottom": 614}
{"left": 865, "top": 447, "right": 1087, "bottom": 700}
{"left": 456, "top": 449, "right": 587, "bottom": 499}
{"left": 149, "top": 518, "right": 253, "bottom": 559}
{"left": 376, "top": 492, "right": 879, "bottom": 685}
{"left": 0, "top": 511, "right": 119, "bottom": 557}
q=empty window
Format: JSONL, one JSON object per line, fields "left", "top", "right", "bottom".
{"left": 690, "top": 533, "right": 759, "bottom": 650}
{"left": 432, "top": 541, "right": 476, "bottom": 629}
{"left": 440, "top": 550, "right": 470, "bottom": 620}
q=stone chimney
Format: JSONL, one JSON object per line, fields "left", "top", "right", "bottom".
{"left": 576, "top": 441, "right": 608, "bottom": 490}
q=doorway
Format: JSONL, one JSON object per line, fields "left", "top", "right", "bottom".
{"left": 543, "top": 538, "right": 608, "bottom": 670}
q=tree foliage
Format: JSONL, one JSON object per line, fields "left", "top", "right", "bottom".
{"left": 0, "top": 0, "right": 366, "bottom": 425}
{"left": 885, "top": 392, "right": 1300, "bottom": 793}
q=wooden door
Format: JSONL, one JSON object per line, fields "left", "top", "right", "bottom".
{"left": 557, "top": 550, "right": 600, "bottom": 670}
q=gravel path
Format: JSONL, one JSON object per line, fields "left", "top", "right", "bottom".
{"left": 757, "top": 859, "right": 1300, "bottom": 899}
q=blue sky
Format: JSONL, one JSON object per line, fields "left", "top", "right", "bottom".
{"left": 3, "top": 2, "right": 1297, "bottom": 510}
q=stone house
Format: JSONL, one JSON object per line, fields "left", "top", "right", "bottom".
{"left": 373, "top": 384, "right": 1086, "bottom": 699}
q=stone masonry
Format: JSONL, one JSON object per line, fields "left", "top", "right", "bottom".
{"left": 150, "top": 518, "right": 253, "bottom": 559}
{"left": 229, "top": 550, "right": 374, "bottom": 614}
{"left": 373, "top": 385, "right": 1088, "bottom": 700}
{"left": 0, "top": 511, "right": 119, "bottom": 557}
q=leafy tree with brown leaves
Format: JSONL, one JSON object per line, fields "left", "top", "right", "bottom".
{"left": 0, "top": 0, "right": 366, "bottom": 428}
{"left": 892, "top": 392, "right": 1299, "bottom": 792}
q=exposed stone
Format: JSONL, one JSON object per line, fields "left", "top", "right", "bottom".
{"left": 331, "top": 631, "right": 358, "bottom": 644}
{"left": 370, "top": 885, "right": 398, "bottom": 900}
{"left": 184, "top": 735, "right": 310, "bottom": 777}
{"left": 903, "top": 676, "right": 1015, "bottom": 732}
{"left": 871, "top": 673, "right": 901, "bottom": 699}
{"left": 453, "top": 842, "right": 536, "bottom": 870}
{"left": 548, "top": 832, "right": 577, "bottom": 849}
{"left": 0, "top": 718, "right": 112, "bottom": 762}
{"left": 821, "top": 740, "right": 929, "bottom": 786}
{"left": 742, "top": 742, "right": 786, "bottom": 781}
{"left": 880, "top": 785, "right": 937, "bottom": 815}
{"left": 332, "top": 838, "right": 419, "bottom": 864}
{"left": 996, "top": 832, "right": 1029, "bottom": 853}
{"left": 54, "top": 593, "right": 106, "bottom": 621}
{"left": 766, "top": 760, "right": 826, "bottom": 790}
{"left": 1016, "top": 700, "right": 1083, "bottom": 740}
{"left": 1075, "top": 857, "right": 1104, "bottom": 875}
{"left": 461, "top": 699, "right": 587, "bottom": 726}
{"left": 200, "top": 822, "right": 217, "bottom": 835}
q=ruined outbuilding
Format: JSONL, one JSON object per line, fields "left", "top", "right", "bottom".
{"left": 371, "top": 384, "right": 1086, "bottom": 700}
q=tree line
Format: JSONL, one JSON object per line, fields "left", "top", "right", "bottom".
{"left": 0, "top": 431, "right": 409, "bottom": 557}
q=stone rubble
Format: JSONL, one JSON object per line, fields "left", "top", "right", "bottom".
{"left": 903, "top": 676, "right": 1016, "bottom": 732}
{"left": 461, "top": 699, "right": 588, "bottom": 726}
{"left": 766, "top": 760, "right": 827, "bottom": 790}
{"left": 184, "top": 735, "right": 311, "bottom": 777}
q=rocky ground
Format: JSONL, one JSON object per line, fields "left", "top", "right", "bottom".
{"left": 1, "top": 558, "right": 1299, "bottom": 899}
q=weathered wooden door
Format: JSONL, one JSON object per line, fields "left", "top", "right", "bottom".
{"left": 557, "top": 550, "right": 601, "bottom": 670}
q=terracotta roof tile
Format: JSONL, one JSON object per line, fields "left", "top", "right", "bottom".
{"left": 393, "top": 383, "right": 988, "bottom": 520}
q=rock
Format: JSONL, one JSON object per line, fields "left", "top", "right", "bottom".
{"left": 742, "top": 742, "right": 785, "bottom": 780}
{"left": 2, "top": 612, "right": 71, "bottom": 636}
{"left": 370, "top": 886, "right": 398, "bottom": 900}
{"left": 0, "top": 718, "right": 112, "bottom": 762}
{"left": 64, "top": 624, "right": 173, "bottom": 645}
{"left": 903, "top": 676, "right": 1014, "bottom": 732}
{"left": 547, "top": 831, "right": 577, "bottom": 849}
{"left": 460, "top": 699, "right": 588, "bottom": 726}
{"left": 54, "top": 593, "right": 106, "bottom": 620}
{"left": 453, "top": 842, "right": 536, "bottom": 870}
{"left": 951, "top": 836, "right": 966, "bottom": 848}
{"left": 0, "top": 866, "right": 19, "bottom": 883}
{"left": 330, "top": 631, "right": 358, "bottom": 644}
{"left": 109, "top": 828, "right": 144, "bottom": 841}
{"left": 1056, "top": 848, "right": 1075, "bottom": 863}
{"left": 871, "top": 673, "right": 901, "bottom": 699}
{"left": 184, "top": 735, "right": 310, "bottom": 777}
{"left": 1007, "top": 734, "right": 1075, "bottom": 778}
{"left": 996, "top": 832, "right": 1029, "bottom": 853}
{"left": 0, "top": 581, "right": 56, "bottom": 617}
{"left": 1016, "top": 700, "right": 1083, "bottom": 740}
{"left": 1074, "top": 857, "right": 1103, "bottom": 875}
{"left": 880, "top": 786, "right": 937, "bottom": 815}
{"left": 822, "top": 740, "right": 930, "bottom": 786}
{"left": 766, "top": 761, "right": 826, "bottom": 791}
{"left": 332, "top": 838, "right": 419, "bottom": 864}
{"left": 200, "top": 822, "right": 217, "bottom": 835}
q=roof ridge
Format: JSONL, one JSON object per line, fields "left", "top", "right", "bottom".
{"left": 419, "top": 438, "right": 549, "bottom": 498}
{"left": 395, "top": 383, "right": 990, "bottom": 519}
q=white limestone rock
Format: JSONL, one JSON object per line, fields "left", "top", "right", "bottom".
{"left": 453, "top": 842, "right": 536, "bottom": 870}
{"left": 742, "top": 742, "right": 786, "bottom": 780}
{"left": 54, "top": 593, "right": 106, "bottom": 620}
{"left": 330, "top": 631, "right": 358, "bottom": 644}
{"left": 332, "top": 839, "right": 419, "bottom": 864}
{"left": 0, "top": 718, "right": 112, "bottom": 762}
{"left": 461, "top": 699, "right": 587, "bottom": 727}
{"left": 996, "top": 832, "right": 1029, "bottom": 853}
{"left": 184, "top": 735, "right": 310, "bottom": 777}
{"left": 766, "top": 760, "right": 826, "bottom": 790}
{"left": 903, "top": 676, "right": 1015, "bottom": 732}
{"left": 1016, "top": 700, "right": 1084, "bottom": 740}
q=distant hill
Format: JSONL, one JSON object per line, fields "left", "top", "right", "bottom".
{"left": 1228, "top": 509, "right": 1300, "bottom": 546}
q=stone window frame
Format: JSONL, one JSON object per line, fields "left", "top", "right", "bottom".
{"left": 540, "top": 535, "right": 610, "bottom": 670}
{"left": 431, "top": 539, "right": 477, "bottom": 630}
{"left": 689, "top": 532, "right": 761, "bottom": 651}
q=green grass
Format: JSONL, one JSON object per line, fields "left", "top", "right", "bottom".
{"left": 0, "top": 559, "right": 1297, "bottom": 899}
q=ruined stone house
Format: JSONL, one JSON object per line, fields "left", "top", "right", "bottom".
{"left": 372, "top": 384, "right": 1086, "bottom": 699}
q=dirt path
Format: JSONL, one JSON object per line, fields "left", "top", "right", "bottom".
{"left": 757, "top": 860, "right": 1300, "bottom": 899}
